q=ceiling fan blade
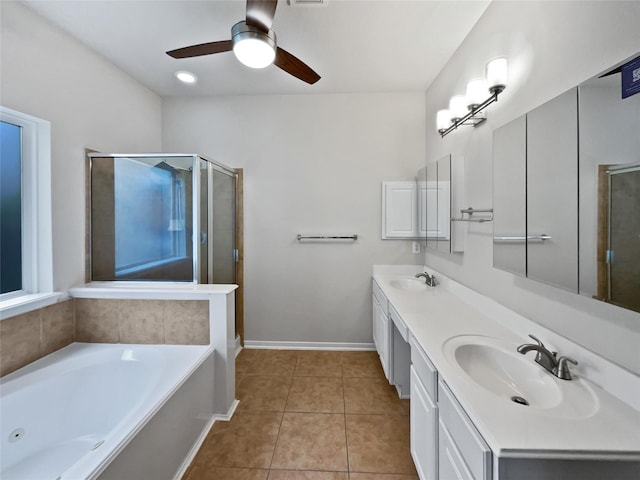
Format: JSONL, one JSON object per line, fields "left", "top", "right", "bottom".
{"left": 274, "top": 47, "right": 321, "bottom": 84}
{"left": 166, "top": 40, "right": 233, "bottom": 59}
{"left": 246, "top": 0, "right": 278, "bottom": 32}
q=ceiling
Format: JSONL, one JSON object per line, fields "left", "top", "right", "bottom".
{"left": 22, "top": 0, "right": 491, "bottom": 97}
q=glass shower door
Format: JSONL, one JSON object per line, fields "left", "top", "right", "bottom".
{"left": 207, "top": 164, "right": 237, "bottom": 285}
{"left": 608, "top": 167, "right": 640, "bottom": 311}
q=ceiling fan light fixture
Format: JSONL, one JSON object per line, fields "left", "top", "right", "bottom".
{"left": 232, "top": 21, "right": 277, "bottom": 69}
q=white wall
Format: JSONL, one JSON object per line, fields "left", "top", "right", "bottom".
{"left": 423, "top": 0, "right": 640, "bottom": 373}
{"left": 0, "top": 2, "right": 162, "bottom": 292}
{"left": 162, "top": 94, "right": 425, "bottom": 344}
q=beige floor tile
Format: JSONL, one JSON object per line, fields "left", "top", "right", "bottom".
{"left": 271, "top": 413, "right": 348, "bottom": 471}
{"left": 269, "top": 471, "right": 348, "bottom": 480}
{"left": 344, "top": 377, "right": 404, "bottom": 415}
{"left": 185, "top": 466, "right": 269, "bottom": 480}
{"left": 236, "top": 349, "right": 258, "bottom": 378}
{"left": 294, "top": 351, "right": 343, "bottom": 377}
{"left": 285, "top": 376, "right": 344, "bottom": 413}
{"left": 346, "top": 414, "right": 416, "bottom": 475}
{"left": 349, "top": 474, "right": 418, "bottom": 480}
{"left": 341, "top": 351, "right": 384, "bottom": 378}
{"left": 237, "top": 375, "right": 292, "bottom": 412}
{"left": 400, "top": 399, "right": 411, "bottom": 416}
{"left": 248, "top": 350, "right": 298, "bottom": 376}
{"left": 193, "top": 412, "right": 282, "bottom": 469}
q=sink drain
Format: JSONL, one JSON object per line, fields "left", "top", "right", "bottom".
{"left": 511, "top": 396, "right": 529, "bottom": 406}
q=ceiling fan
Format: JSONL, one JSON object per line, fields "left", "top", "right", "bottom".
{"left": 166, "top": 0, "right": 320, "bottom": 85}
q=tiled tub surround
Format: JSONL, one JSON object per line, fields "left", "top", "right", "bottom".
{"left": 0, "top": 299, "right": 74, "bottom": 376}
{"left": 373, "top": 265, "right": 640, "bottom": 477}
{"left": 1, "top": 343, "right": 214, "bottom": 480}
{"left": 75, "top": 298, "right": 209, "bottom": 344}
{"left": 0, "top": 297, "right": 212, "bottom": 377}
{"left": 69, "top": 282, "right": 238, "bottom": 417}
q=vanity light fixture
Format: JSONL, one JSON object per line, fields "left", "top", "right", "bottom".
{"left": 437, "top": 57, "right": 508, "bottom": 137}
{"left": 175, "top": 71, "right": 198, "bottom": 84}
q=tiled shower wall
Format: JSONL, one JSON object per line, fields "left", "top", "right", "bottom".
{"left": 0, "top": 298, "right": 209, "bottom": 376}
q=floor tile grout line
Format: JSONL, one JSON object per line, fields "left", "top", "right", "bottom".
{"left": 267, "top": 357, "right": 296, "bottom": 472}
{"left": 342, "top": 356, "right": 352, "bottom": 474}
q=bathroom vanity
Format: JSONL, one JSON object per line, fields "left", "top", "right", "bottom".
{"left": 372, "top": 266, "right": 640, "bottom": 480}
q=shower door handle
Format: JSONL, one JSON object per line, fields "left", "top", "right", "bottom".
{"left": 200, "top": 232, "right": 208, "bottom": 244}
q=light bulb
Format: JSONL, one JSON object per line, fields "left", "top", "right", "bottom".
{"left": 487, "top": 57, "right": 508, "bottom": 94}
{"left": 466, "top": 78, "right": 488, "bottom": 109}
{"left": 436, "top": 109, "right": 451, "bottom": 132}
{"left": 175, "top": 71, "right": 197, "bottom": 84}
{"left": 233, "top": 37, "right": 276, "bottom": 69}
{"left": 449, "top": 95, "right": 468, "bottom": 121}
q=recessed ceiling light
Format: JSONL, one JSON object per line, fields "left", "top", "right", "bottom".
{"left": 175, "top": 71, "right": 197, "bottom": 84}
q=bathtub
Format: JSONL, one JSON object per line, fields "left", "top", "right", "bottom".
{"left": 0, "top": 342, "right": 215, "bottom": 480}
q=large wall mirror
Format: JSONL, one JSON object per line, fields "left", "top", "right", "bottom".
{"left": 493, "top": 52, "right": 640, "bottom": 313}
{"left": 579, "top": 59, "right": 640, "bottom": 312}
{"left": 425, "top": 154, "right": 466, "bottom": 254}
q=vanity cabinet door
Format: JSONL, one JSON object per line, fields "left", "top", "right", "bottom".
{"left": 439, "top": 420, "right": 475, "bottom": 480}
{"left": 372, "top": 296, "right": 381, "bottom": 354}
{"left": 438, "top": 380, "right": 492, "bottom": 480}
{"left": 378, "top": 308, "right": 391, "bottom": 381}
{"left": 411, "top": 366, "right": 438, "bottom": 480}
{"left": 372, "top": 293, "right": 391, "bottom": 380}
{"left": 527, "top": 88, "right": 579, "bottom": 292}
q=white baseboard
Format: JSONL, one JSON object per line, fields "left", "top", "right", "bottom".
{"left": 174, "top": 399, "right": 239, "bottom": 479}
{"left": 243, "top": 340, "right": 375, "bottom": 351}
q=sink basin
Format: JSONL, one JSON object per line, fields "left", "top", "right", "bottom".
{"left": 443, "top": 335, "right": 599, "bottom": 418}
{"left": 389, "top": 278, "right": 427, "bottom": 291}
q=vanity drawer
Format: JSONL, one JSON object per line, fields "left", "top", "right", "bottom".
{"left": 410, "top": 335, "right": 438, "bottom": 402}
{"left": 389, "top": 303, "right": 409, "bottom": 342}
{"left": 438, "top": 379, "right": 492, "bottom": 480}
{"left": 372, "top": 279, "right": 389, "bottom": 315}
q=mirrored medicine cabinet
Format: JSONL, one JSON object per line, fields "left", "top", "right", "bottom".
{"left": 493, "top": 52, "right": 640, "bottom": 313}
{"left": 424, "top": 154, "right": 465, "bottom": 253}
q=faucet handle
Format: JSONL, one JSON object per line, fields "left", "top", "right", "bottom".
{"left": 528, "top": 334, "right": 544, "bottom": 347}
{"left": 555, "top": 356, "right": 578, "bottom": 380}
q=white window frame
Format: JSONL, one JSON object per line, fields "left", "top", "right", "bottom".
{"left": 0, "top": 106, "right": 57, "bottom": 319}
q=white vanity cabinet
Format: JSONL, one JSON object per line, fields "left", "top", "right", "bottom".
{"left": 409, "top": 336, "right": 491, "bottom": 480}
{"left": 410, "top": 337, "right": 439, "bottom": 480}
{"left": 438, "top": 380, "right": 492, "bottom": 480}
{"left": 372, "top": 279, "right": 392, "bottom": 381}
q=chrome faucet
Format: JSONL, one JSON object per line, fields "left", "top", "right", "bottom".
{"left": 517, "top": 334, "right": 578, "bottom": 380}
{"left": 415, "top": 272, "right": 437, "bottom": 287}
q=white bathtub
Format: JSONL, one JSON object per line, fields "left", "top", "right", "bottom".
{"left": 0, "top": 343, "right": 215, "bottom": 480}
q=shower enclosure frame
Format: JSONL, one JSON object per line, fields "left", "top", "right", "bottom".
{"left": 86, "top": 152, "right": 238, "bottom": 285}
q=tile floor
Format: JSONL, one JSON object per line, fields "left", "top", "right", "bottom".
{"left": 184, "top": 349, "right": 418, "bottom": 480}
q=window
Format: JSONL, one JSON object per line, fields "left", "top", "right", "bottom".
{"left": 0, "top": 106, "right": 55, "bottom": 318}
{"left": 113, "top": 157, "right": 187, "bottom": 276}
{"left": 90, "top": 155, "right": 193, "bottom": 282}
{"left": 0, "top": 121, "right": 22, "bottom": 294}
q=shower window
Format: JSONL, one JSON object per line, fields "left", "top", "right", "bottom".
{"left": 113, "top": 158, "right": 186, "bottom": 275}
{"left": 90, "top": 155, "right": 195, "bottom": 282}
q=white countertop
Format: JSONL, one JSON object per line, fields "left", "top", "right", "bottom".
{"left": 373, "top": 266, "right": 640, "bottom": 460}
{"left": 69, "top": 282, "right": 237, "bottom": 299}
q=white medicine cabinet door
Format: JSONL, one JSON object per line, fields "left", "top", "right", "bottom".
{"left": 527, "top": 88, "right": 579, "bottom": 292}
{"left": 425, "top": 154, "right": 465, "bottom": 253}
{"left": 382, "top": 181, "right": 419, "bottom": 239}
{"left": 493, "top": 115, "right": 527, "bottom": 276}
